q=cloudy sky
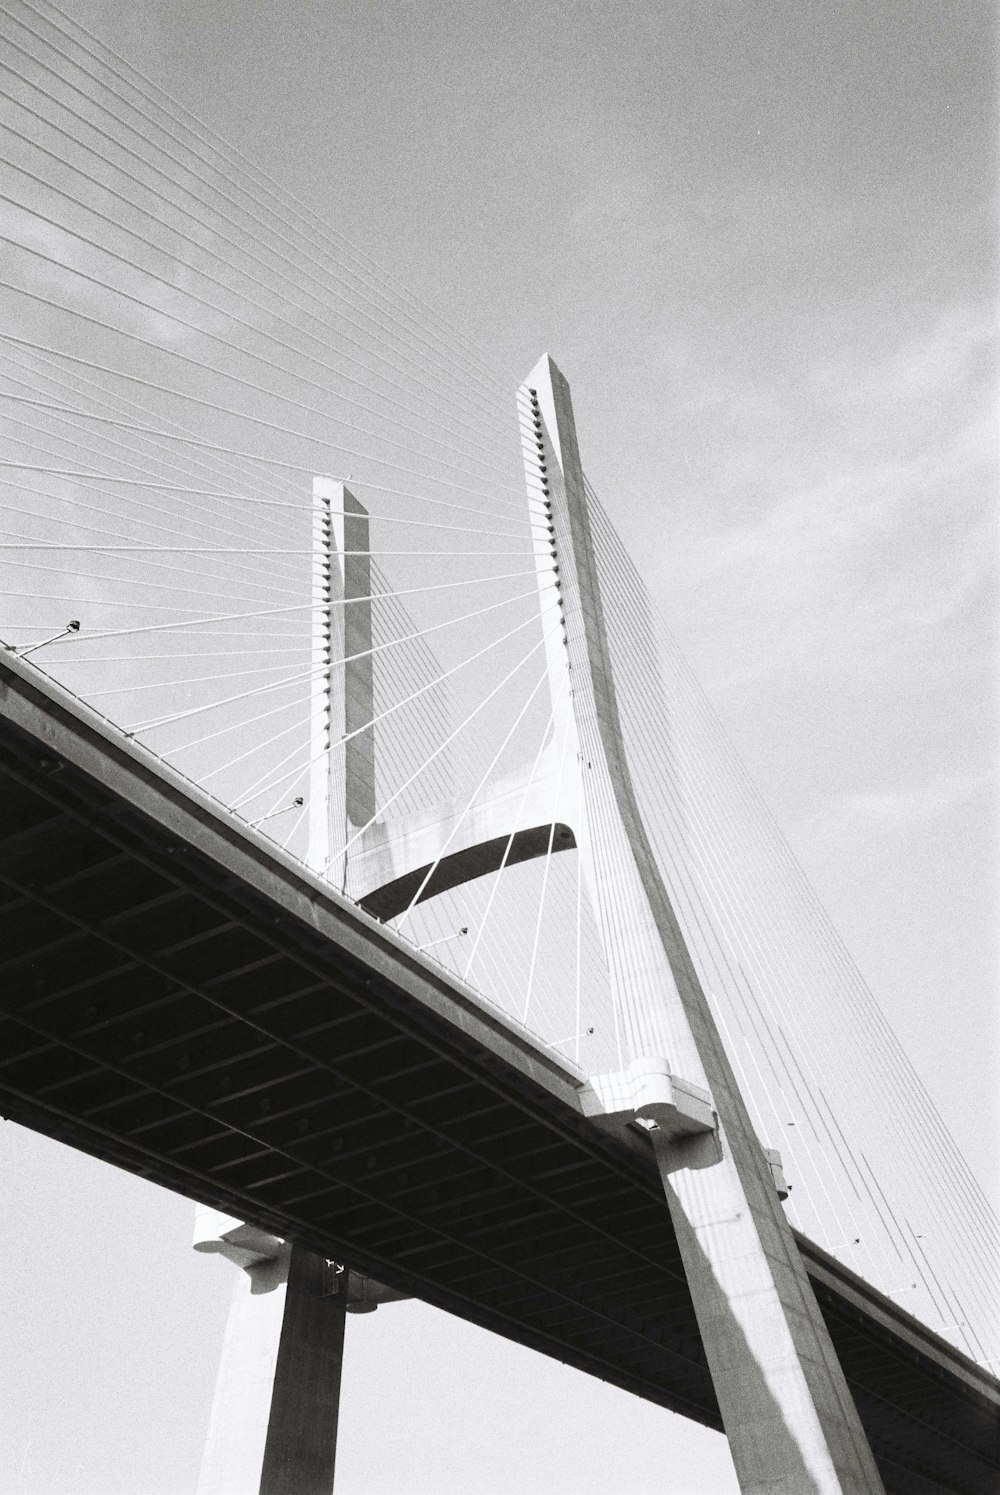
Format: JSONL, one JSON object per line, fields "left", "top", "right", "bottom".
{"left": 1, "top": 2, "right": 995, "bottom": 1492}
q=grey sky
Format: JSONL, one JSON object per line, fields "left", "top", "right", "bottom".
{"left": 1, "top": 1, "right": 996, "bottom": 1491}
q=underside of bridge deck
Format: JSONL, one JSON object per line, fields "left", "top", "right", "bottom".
{"left": 1, "top": 655, "right": 997, "bottom": 1494}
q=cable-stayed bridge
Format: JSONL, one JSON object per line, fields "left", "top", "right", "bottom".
{"left": 0, "top": 4, "right": 997, "bottom": 1492}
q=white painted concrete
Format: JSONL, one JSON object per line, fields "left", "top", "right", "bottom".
{"left": 195, "top": 1244, "right": 292, "bottom": 1495}
{"left": 519, "top": 353, "right": 886, "bottom": 1494}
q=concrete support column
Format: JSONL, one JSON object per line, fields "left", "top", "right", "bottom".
{"left": 196, "top": 1242, "right": 295, "bottom": 1495}
{"left": 257, "top": 1246, "right": 347, "bottom": 1495}
{"left": 195, "top": 1211, "right": 406, "bottom": 1493}
{"left": 519, "top": 354, "right": 886, "bottom": 1495}
{"left": 195, "top": 1214, "right": 347, "bottom": 1495}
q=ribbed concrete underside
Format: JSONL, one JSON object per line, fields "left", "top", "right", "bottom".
{"left": 1, "top": 657, "right": 997, "bottom": 1494}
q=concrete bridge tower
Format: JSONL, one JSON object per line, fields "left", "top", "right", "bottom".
{"left": 194, "top": 357, "right": 886, "bottom": 1495}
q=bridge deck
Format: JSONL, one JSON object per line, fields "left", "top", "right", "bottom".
{"left": 1, "top": 653, "right": 997, "bottom": 1494}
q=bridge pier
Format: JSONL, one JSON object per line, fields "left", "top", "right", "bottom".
{"left": 255, "top": 1246, "right": 347, "bottom": 1495}
{"left": 522, "top": 354, "right": 887, "bottom": 1494}
{"left": 194, "top": 1211, "right": 406, "bottom": 1494}
{"left": 194, "top": 1215, "right": 346, "bottom": 1495}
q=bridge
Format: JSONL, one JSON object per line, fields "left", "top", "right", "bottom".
{"left": 0, "top": 5, "right": 997, "bottom": 1492}
{"left": 2, "top": 638, "right": 999, "bottom": 1495}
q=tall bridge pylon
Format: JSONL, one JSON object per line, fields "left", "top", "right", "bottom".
{"left": 195, "top": 356, "right": 887, "bottom": 1494}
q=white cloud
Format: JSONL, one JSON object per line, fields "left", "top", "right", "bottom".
{"left": 0, "top": 194, "right": 237, "bottom": 353}
{"left": 838, "top": 768, "right": 996, "bottom": 826}
{"left": 648, "top": 298, "right": 997, "bottom": 697}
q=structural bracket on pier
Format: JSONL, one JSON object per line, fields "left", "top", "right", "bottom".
{"left": 579, "top": 1055, "right": 717, "bottom": 1164}
{"left": 194, "top": 1208, "right": 285, "bottom": 1269}
{"left": 194, "top": 1209, "right": 409, "bottom": 1313}
{"left": 338, "top": 1274, "right": 410, "bottom": 1314}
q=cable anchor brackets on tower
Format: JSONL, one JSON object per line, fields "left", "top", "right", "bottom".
{"left": 576, "top": 1056, "right": 719, "bottom": 1172}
